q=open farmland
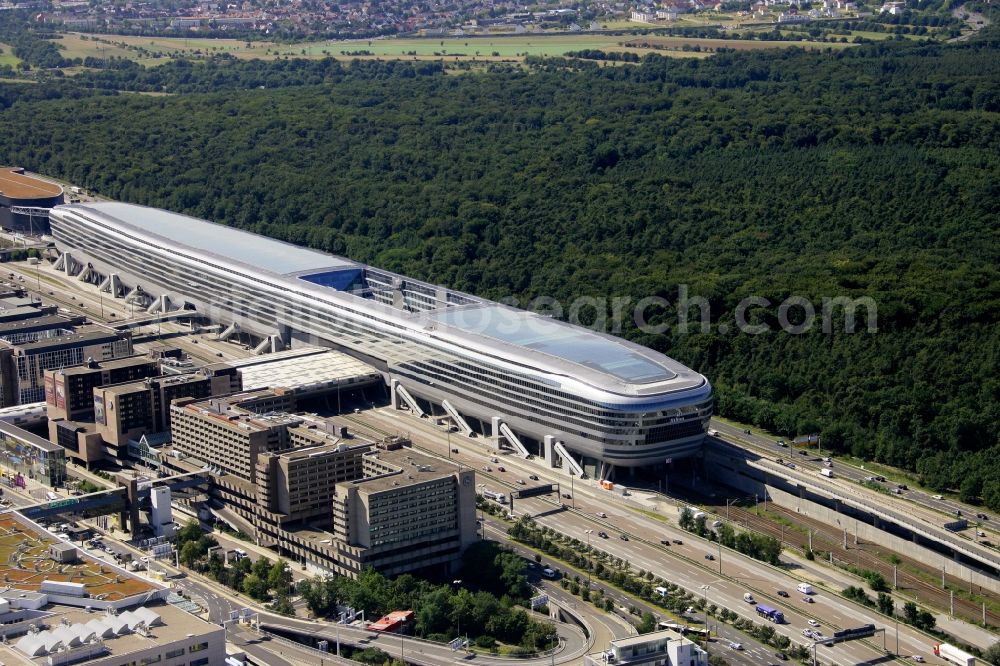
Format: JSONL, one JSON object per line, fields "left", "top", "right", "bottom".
{"left": 62, "top": 30, "right": 851, "bottom": 67}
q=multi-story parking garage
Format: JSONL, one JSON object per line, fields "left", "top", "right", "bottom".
{"left": 48, "top": 202, "right": 712, "bottom": 479}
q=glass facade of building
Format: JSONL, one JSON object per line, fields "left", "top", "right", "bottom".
{"left": 0, "top": 422, "right": 67, "bottom": 487}
{"left": 50, "top": 203, "right": 712, "bottom": 468}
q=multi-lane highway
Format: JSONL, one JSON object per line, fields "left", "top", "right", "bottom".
{"left": 5, "top": 260, "right": 255, "bottom": 365}
{"left": 346, "top": 406, "right": 958, "bottom": 665}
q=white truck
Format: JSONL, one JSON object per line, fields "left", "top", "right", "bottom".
{"left": 933, "top": 643, "right": 975, "bottom": 666}
{"left": 820, "top": 468, "right": 833, "bottom": 478}
{"left": 796, "top": 583, "right": 814, "bottom": 595}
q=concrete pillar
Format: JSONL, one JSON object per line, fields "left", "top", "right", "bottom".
{"left": 543, "top": 435, "right": 557, "bottom": 468}
{"left": 491, "top": 417, "right": 503, "bottom": 451}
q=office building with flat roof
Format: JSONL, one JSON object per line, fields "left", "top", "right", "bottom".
{"left": 0, "top": 420, "right": 66, "bottom": 487}
{"left": 170, "top": 392, "right": 301, "bottom": 484}
{"left": 94, "top": 370, "right": 236, "bottom": 452}
{"left": 0, "top": 325, "right": 132, "bottom": 406}
{"left": 44, "top": 355, "right": 160, "bottom": 423}
{"left": 49, "top": 202, "right": 712, "bottom": 479}
{"left": 329, "top": 446, "right": 477, "bottom": 577}
{"left": 255, "top": 432, "right": 368, "bottom": 533}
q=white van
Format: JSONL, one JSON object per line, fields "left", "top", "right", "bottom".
{"left": 743, "top": 593, "right": 755, "bottom": 603}
{"left": 796, "top": 583, "right": 814, "bottom": 595}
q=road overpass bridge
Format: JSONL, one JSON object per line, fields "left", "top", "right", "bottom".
{"left": 747, "top": 456, "right": 1000, "bottom": 574}
{"left": 109, "top": 309, "right": 204, "bottom": 330}
{"left": 708, "top": 441, "right": 1000, "bottom": 582}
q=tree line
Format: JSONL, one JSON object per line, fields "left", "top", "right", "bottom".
{"left": 295, "top": 541, "right": 556, "bottom": 652}
{"left": 0, "top": 25, "right": 998, "bottom": 507}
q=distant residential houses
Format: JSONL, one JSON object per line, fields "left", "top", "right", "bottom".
{"left": 880, "top": 0, "right": 905, "bottom": 13}
{"left": 630, "top": 0, "right": 705, "bottom": 23}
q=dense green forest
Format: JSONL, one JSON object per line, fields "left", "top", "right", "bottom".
{"left": 0, "top": 30, "right": 998, "bottom": 506}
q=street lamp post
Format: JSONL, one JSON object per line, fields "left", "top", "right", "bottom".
{"left": 699, "top": 584, "right": 711, "bottom": 660}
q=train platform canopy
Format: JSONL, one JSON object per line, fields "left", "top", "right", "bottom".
{"left": 211, "top": 347, "right": 381, "bottom": 398}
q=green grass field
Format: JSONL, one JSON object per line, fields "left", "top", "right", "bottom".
{"left": 0, "top": 42, "right": 19, "bottom": 68}
{"left": 61, "top": 29, "right": 856, "bottom": 67}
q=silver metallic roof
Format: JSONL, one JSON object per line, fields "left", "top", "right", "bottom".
{"left": 56, "top": 202, "right": 708, "bottom": 398}
{"left": 80, "top": 202, "right": 353, "bottom": 276}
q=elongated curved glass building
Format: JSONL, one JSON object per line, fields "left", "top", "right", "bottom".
{"left": 49, "top": 202, "right": 712, "bottom": 475}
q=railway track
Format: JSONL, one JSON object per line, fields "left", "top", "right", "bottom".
{"left": 713, "top": 499, "right": 999, "bottom": 628}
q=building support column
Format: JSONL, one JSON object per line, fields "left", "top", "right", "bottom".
{"left": 543, "top": 435, "right": 556, "bottom": 468}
